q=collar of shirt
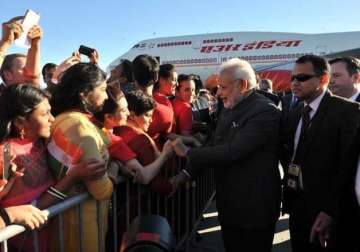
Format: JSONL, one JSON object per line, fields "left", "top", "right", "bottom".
{"left": 304, "top": 90, "right": 326, "bottom": 119}
{"left": 350, "top": 91, "right": 360, "bottom": 102}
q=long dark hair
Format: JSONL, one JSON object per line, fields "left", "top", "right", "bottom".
{"left": 94, "top": 85, "right": 125, "bottom": 124}
{"left": 50, "top": 63, "right": 107, "bottom": 116}
{"left": 0, "top": 84, "right": 49, "bottom": 142}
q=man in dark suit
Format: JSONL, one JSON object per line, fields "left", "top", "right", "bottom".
{"left": 257, "top": 78, "right": 281, "bottom": 106}
{"left": 280, "top": 91, "right": 303, "bottom": 116}
{"left": 329, "top": 56, "right": 360, "bottom": 251}
{"left": 282, "top": 55, "right": 360, "bottom": 252}
{"left": 171, "top": 58, "right": 281, "bottom": 252}
{"left": 329, "top": 56, "right": 360, "bottom": 102}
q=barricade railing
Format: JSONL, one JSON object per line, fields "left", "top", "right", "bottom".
{"left": 0, "top": 157, "right": 216, "bottom": 252}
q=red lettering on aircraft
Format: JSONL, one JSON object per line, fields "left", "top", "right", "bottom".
{"left": 199, "top": 40, "right": 302, "bottom": 53}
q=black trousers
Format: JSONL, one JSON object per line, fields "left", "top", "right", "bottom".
{"left": 221, "top": 225, "right": 275, "bottom": 252}
{"left": 288, "top": 196, "right": 331, "bottom": 252}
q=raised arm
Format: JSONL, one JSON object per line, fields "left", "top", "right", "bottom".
{"left": 23, "top": 24, "right": 43, "bottom": 87}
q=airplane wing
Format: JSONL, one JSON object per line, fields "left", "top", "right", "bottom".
{"left": 254, "top": 60, "right": 295, "bottom": 72}
{"left": 322, "top": 47, "right": 360, "bottom": 58}
{"left": 254, "top": 47, "right": 360, "bottom": 92}
{"left": 255, "top": 46, "right": 360, "bottom": 73}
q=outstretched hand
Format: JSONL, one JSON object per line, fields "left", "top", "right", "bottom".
{"left": 171, "top": 138, "right": 190, "bottom": 157}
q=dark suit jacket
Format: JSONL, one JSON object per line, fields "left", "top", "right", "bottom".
{"left": 280, "top": 93, "right": 303, "bottom": 119}
{"left": 282, "top": 91, "right": 360, "bottom": 221}
{"left": 334, "top": 93, "right": 360, "bottom": 251}
{"left": 257, "top": 89, "right": 281, "bottom": 106}
{"left": 185, "top": 91, "right": 281, "bottom": 229}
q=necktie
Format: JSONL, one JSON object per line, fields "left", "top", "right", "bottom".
{"left": 301, "top": 105, "right": 312, "bottom": 135}
{"left": 293, "top": 105, "right": 312, "bottom": 164}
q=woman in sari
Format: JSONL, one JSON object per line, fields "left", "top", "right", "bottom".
{"left": 49, "top": 63, "right": 112, "bottom": 252}
{"left": 0, "top": 84, "right": 105, "bottom": 251}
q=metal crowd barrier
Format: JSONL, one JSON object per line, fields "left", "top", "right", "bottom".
{"left": 0, "top": 157, "right": 216, "bottom": 252}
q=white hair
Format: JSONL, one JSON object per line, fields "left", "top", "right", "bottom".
{"left": 219, "top": 58, "right": 257, "bottom": 89}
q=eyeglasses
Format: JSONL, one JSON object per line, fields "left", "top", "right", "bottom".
{"left": 291, "top": 74, "right": 316, "bottom": 82}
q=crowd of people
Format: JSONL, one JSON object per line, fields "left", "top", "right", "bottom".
{"left": 0, "top": 14, "right": 359, "bottom": 252}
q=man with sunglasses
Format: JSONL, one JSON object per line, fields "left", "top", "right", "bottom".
{"left": 282, "top": 55, "right": 360, "bottom": 252}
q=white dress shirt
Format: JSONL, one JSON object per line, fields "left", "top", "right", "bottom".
{"left": 350, "top": 91, "right": 360, "bottom": 102}
{"left": 350, "top": 92, "right": 360, "bottom": 206}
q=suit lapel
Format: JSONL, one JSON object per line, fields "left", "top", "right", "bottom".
{"left": 302, "top": 91, "right": 332, "bottom": 158}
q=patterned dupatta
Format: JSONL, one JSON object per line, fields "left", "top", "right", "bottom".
{"left": 0, "top": 138, "right": 54, "bottom": 208}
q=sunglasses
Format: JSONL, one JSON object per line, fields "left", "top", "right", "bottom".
{"left": 291, "top": 74, "right": 316, "bottom": 82}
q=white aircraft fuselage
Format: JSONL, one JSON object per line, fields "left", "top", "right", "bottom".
{"left": 108, "top": 31, "right": 360, "bottom": 90}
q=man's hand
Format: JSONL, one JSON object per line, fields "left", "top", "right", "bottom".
{"left": 181, "top": 135, "right": 202, "bottom": 147}
{"left": 171, "top": 139, "right": 190, "bottom": 157}
{"left": 310, "top": 211, "right": 333, "bottom": 247}
{"left": 27, "top": 25, "right": 43, "bottom": 46}
{"left": 1, "top": 17, "right": 24, "bottom": 45}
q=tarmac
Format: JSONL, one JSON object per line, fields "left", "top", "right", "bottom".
{"left": 188, "top": 200, "right": 292, "bottom": 252}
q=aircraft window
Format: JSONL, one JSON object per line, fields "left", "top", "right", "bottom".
{"left": 203, "top": 38, "right": 233, "bottom": 44}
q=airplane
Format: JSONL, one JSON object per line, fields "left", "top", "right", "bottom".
{"left": 108, "top": 31, "right": 360, "bottom": 92}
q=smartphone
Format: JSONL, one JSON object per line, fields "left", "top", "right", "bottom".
{"left": 78, "top": 45, "right": 95, "bottom": 57}
{"left": 14, "top": 9, "right": 41, "bottom": 48}
{"left": 0, "top": 142, "right": 11, "bottom": 181}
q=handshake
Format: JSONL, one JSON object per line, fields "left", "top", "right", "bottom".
{"left": 162, "top": 134, "right": 202, "bottom": 159}
{"left": 165, "top": 136, "right": 202, "bottom": 196}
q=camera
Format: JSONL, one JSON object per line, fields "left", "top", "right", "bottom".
{"left": 78, "top": 45, "right": 95, "bottom": 57}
